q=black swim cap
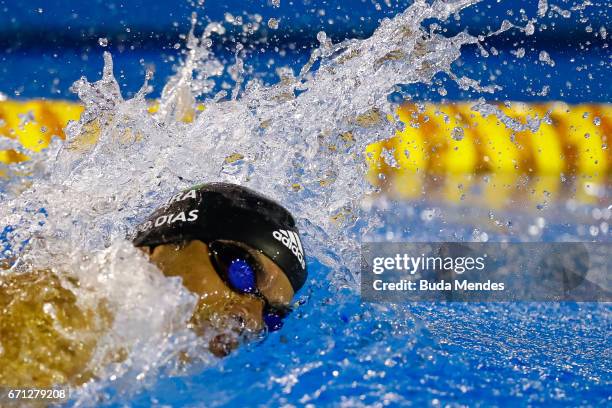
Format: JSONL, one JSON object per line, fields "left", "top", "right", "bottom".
{"left": 133, "top": 183, "right": 307, "bottom": 292}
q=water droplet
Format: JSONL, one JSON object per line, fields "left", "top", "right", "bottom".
{"left": 98, "top": 37, "right": 108, "bottom": 47}
{"left": 538, "top": 50, "right": 555, "bottom": 67}
{"left": 537, "top": 0, "right": 548, "bottom": 17}
{"left": 593, "top": 117, "right": 601, "bottom": 126}
{"left": 592, "top": 208, "right": 602, "bottom": 220}
{"left": 451, "top": 127, "right": 464, "bottom": 141}
{"left": 512, "top": 47, "right": 525, "bottom": 58}
{"left": 267, "top": 18, "right": 279, "bottom": 30}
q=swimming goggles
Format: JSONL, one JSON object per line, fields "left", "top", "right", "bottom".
{"left": 208, "top": 240, "right": 292, "bottom": 332}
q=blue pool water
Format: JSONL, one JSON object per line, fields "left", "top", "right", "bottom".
{"left": 2, "top": 195, "right": 608, "bottom": 406}
{"left": 126, "top": 291, "right": 610, "bottom": 407}
{"left": 90, "top": 200, "right": 610, "bottom": 407}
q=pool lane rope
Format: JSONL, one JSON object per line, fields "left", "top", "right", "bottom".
{"left": 1, "top": 100, "right": 610, "bottom": 204}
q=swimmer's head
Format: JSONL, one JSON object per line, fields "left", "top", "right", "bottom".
{"left": 132, "top": 183, "right": 307, "bottom": 352}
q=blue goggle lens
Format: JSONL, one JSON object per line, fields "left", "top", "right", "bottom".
{"left": 227, "top": 258, "right": 257, "bottom": 294}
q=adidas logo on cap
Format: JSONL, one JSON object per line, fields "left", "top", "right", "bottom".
{"left": 272, "top": 229, "right": 305, "bottom": 270}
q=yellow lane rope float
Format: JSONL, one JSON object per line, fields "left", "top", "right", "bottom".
{"left": 1, "top": 100, "right": 609, "bottom": 207}
{"left": 364, "top": 102, "right": 610, "bottom": 176}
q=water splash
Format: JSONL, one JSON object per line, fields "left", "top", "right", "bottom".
{"left": 0, "top": 0, "right": 559, "bottom": 404}
{"left": 471, "top": 98, "right": 551, "bottom": 133}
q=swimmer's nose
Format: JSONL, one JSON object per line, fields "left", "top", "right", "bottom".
{"left": 225, "top": 296, "right": 265, "bottom": 332}
{"left": 205, "top": 296, "right": 264, "bottom": 357}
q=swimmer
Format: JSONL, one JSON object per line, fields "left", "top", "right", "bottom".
{"left": 0, "top": 182, "right": 307, "bottom": 388}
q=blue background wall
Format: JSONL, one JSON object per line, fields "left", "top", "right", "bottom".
{"left": 0, "top": 0, "right": 608, "bottom": 102}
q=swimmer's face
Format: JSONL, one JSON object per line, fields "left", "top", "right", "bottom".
{"left": 141, "top": 240, "right": 294, "bottom": 355}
